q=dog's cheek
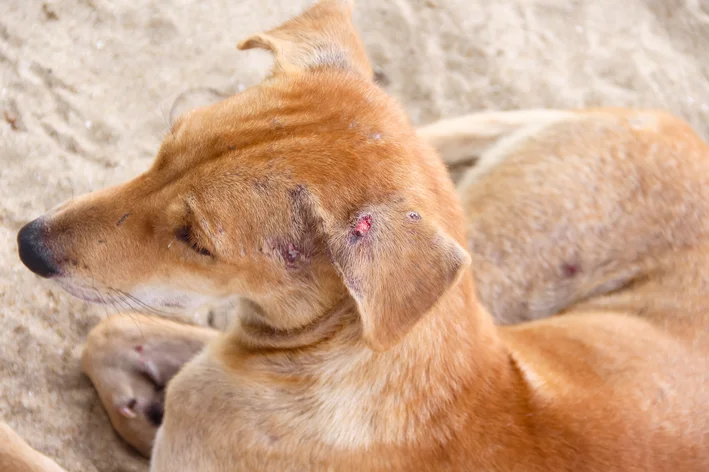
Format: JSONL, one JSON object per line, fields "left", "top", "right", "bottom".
{"left": 262, "top": 238, "right": 313, "bottom": 271}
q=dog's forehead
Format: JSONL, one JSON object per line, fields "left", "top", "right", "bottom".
{"left": 152, "top": 72, "right": 412, "bottom": 201}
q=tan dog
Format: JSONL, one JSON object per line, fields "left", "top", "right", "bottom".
{"left": 5, "top": 0, "right": 709, "bottom": 470}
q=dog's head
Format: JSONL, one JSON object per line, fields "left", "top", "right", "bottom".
{"left": 17, "top": 0, "right": 470, "bottom": 351}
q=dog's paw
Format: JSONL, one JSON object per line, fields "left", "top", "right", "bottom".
{"left": 134, "top": 345, "right": 165, "bottom": 387}
{"left": 132, "top": 338, "right": 209, "bottom": 389}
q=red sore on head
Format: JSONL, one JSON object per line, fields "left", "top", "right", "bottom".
{"left": 285, "top": 243, "right": 300, "bottom": 265}
{"left": 353, "top": 214, "right": 373, "bottom": 238}
{"left": 562, "top": 263, "right": 579, "bottom": 278}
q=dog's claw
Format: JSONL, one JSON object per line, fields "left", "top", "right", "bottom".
{"left": 118, "top": 399, "right": 138, "bottom": 419}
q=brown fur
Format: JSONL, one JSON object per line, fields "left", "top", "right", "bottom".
{"left": 5, "top": 0, "right": 709, "bottom": 470}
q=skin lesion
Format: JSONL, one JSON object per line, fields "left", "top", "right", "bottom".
{"left": 116, "top": 212, "right": 131, "bottom": 226}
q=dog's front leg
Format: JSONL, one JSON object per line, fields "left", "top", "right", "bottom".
{"left": 0, "top": 423, "right": 67, "bottom": 472}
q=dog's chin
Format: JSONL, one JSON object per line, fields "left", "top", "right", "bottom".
{"left": 53, "top": 279, "right": 111, "bottom": 304}
{"left": 53, "top": 278, "right": 211, "bottom": 313}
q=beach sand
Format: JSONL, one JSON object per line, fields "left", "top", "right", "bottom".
{"left": 1, "top": 0, "right": 709, "bottom": 470}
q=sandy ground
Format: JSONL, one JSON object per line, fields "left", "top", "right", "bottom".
{"left": 1, "top": 0, "right": 709, "bottom": 470}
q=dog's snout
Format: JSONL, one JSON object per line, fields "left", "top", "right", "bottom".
{"left": 17, "top": 218, "right": 59, "bottom": 278}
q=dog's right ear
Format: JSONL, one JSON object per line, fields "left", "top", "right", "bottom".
{"left": 313, "top": 198, "right": 470, "bottom": 352}
{"left": 237, "top": 0, "right": 372, "bottom": 79}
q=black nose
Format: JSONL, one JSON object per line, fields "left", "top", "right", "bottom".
{"left": 17, "top": 218, "right": 59, "bottom": 278}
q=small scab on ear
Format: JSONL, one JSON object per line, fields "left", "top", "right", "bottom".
{"left": 350, "top": 214, "right": 372, "bottom": 241}
{"left": 407, "top": 211, "right": 421, "bottom": 221}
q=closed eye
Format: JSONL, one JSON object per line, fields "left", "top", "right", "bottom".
{"left": 175, "top": 226, "right": 212, "bottom": 257}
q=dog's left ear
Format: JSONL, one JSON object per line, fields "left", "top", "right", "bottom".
{"left": 237, "top": 0, "right": 372, "bottom": 79}
{"left": 318, "top": 200, "right": 471, "bottom": 352}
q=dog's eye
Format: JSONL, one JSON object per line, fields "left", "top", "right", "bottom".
{"left": 175, "top": 226, "right": 212, "bottom": 257}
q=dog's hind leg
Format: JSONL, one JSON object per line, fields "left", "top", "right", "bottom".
{"left": 417, "top": 109, "right": 573, "bottom": 168}
{"left": 437, "top": 109, "right": 709, "bottom": 326}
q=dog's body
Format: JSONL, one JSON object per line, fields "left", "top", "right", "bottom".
{"left": 4, "top": 1, "right": 709, "bottom": 470}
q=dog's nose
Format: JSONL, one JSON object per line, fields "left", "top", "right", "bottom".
{"left": 17, "top": 218, "right": 59, "bottom": 278}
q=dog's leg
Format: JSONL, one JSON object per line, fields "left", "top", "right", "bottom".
{"left": 82, "top": 314, "right": 218, "bottom": 457}
{"left": 0, "top": 423, "right": 67, "bottom": 472}
{"left": 446, "top": 109, "right": 709, "bottom": 325}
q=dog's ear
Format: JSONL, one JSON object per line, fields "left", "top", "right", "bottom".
{"left": 318, "top": 200, "right": 470, "bottom": 352}
{"left": 237, "top": 0, "right": 372, "bottom": 79}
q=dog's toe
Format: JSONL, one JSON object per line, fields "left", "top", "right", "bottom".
{"left": 118, "top": 398, "right": 138, "bottom": 418}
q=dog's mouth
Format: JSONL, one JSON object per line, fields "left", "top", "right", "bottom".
{"left": 51, "top": 278, "right": 205, "bottom": 314}
{"left": 53, "top": 279, "right": 109, "bottom": 304}
{"left": 16, "top": 217, "right": 213, "bottom": 312}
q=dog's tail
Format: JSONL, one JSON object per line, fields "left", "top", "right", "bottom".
{"left": 416, "top": 109, "right": 573, "bottom": 167}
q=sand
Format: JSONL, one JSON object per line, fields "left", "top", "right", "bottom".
{"left": 1, "top": 0, "right": 709, "bottom": 470}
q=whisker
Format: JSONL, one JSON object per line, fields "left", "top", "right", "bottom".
{"left": 118, "top": 289, "right": 171, "bottom": 317}
{"left": 122, "top": 291, "right": 164, "bottom": 315}
{"left": 108, "top": 289, "right": 145, "bottom": 337}
{"left": 87, "top": 267, "right": 111, "bottom": 321}
{"left": 94, "top": 288, "right": 111, "bottom": 319}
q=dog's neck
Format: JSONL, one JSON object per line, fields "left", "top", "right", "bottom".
{"left": 235, "top": 295, "right": 358, "bottom": 350}
{"left": 219, "top": 270, "right": 525, "bottom": 450}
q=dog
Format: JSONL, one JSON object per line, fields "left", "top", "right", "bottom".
{"left": 5, "top": 0, "right": 709, "bottom": 470}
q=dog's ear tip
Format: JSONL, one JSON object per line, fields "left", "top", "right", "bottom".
{"left": 237, "top": 34, "right": 268, "bottom": 52}
{"left": 326, "top": 0, "right": 355, "bottom": 10}
{"left": 236, "top": 39, "right": 251, "bottom": 51}
{"left": 236, "top": 0, "right": 370, "bottom": 78}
